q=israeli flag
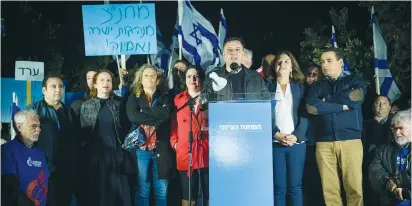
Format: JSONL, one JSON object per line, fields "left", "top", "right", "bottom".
{"left": 171, "top": 18, "right": 179, "bottom": 53}
{"left": 178, "top": 0, "right": 220, "bottom": 73}
{"left": 11, "top": 92, "right": 21, "bottom": 140}
{"left": 167, "top": 26, "right": 180, "bottom": 90}
{"left": 150, "top": 25, "right": 178, "bottom": 75}
{"left": 218, "top": 8, "right": 227, "bottom": 52}
{"left": 331, "top": 25, "right": 351, "bottom": 75}
{"left": 218, "top": 8, "right": 227, "bottom": 67}
{"left": 371, "top": 7, "right": 401, "bottom": 101}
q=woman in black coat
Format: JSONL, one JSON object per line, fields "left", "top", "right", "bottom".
{"left": 79, "top": 70, "right": 134, "bottom": 206}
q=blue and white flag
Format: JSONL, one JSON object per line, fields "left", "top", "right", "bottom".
{"left": 218, "top": 8, "right": 227, "bottom": 52}
{"left": 150, "top": 25, "right": 167, "bottom": 69}
{"left": 371, "top": 7, "right": 401, "bottom": 101}
{"left": 178, "top": 0, "right": 220, "bottom": 73}
{"left": 218, "top": 8, "right": 227, "bottom": 67}
{"left": 150, "top": 25, "right": 178, "bottom": 74}
{"left": 331, "top": 25, "right": 351, "bottom": 75}
{"left": 171, "top": 18, "right": 180, "bottom": 53}
{"left": 11, "top": 92, "right": 21, "bottom": 140}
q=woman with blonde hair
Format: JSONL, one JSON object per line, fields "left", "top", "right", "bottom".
{"left": 126, "top": 64, "right": 174, "bottom": 206}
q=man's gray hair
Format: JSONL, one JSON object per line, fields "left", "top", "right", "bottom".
{"left": 14, "top": 109, "right": 39, "bottom": 125}
{"left": 391, "top": 109, "right": 411, "bottom": 127}
{"left": 244, "top": 49, "right": 253, "bottom": 60}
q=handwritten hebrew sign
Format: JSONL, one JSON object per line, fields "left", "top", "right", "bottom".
{"left": 82, "top": 4, "right": 157, "bottom": 56}
{"left": 15, "top": 61, "right": 44, "bottom": 81}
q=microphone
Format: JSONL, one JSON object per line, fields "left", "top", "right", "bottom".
{"left": 201, "top": 65, "right": 237, "bottom": 98}
{"left": 209, "top": 72, "right": 228, "bottom": 92}
{"left": 230, "top": 62, "right": 242, "bottom": 73}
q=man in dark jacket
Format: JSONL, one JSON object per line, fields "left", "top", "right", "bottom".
{"left": 369, "top": 109, "right": 411, "bottom": 206}
{"left": 28, "top": 75, "right": 77, "bottom": 206}
{"left": 363, "top": 95, "right": 392, "bottom": 206}
{"left": 202, "top": 37, "right": 269, "bottom": 101}
{"left": 306, "top": 48, "right": 368, "bottom": 206}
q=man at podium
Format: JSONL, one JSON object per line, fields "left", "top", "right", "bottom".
{"left": 202, "top": 37, "right": 274, "bottom": 206}
{"left": 201, "top": 37, "right": 269, "bottom": 101}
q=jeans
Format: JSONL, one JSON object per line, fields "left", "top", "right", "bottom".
{"left": 136, "top": 149, "right": 168, "bottom": 206}
{"left": 273, "top": 143, "right": 306, "bottom": 206}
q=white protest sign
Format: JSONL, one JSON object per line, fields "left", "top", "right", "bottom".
{"left": 15, "top": 61, "right": 44, "bottom": 81}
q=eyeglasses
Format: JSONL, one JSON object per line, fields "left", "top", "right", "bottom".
{"left": 173, "top": 67, "right": 186, "bottom": 71}
{"left": 307, "top": 72, "right": 319, "bottom": 77}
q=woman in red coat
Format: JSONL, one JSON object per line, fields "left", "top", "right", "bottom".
{"left": 170, "top": 65, "right": 209, "bottom": 206}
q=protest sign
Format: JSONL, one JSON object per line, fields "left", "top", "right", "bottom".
{"left": 82, "top": 3, "right": 157, "bottom": 56}
{"left": 15, "top": 61, "right": 44, "bottom": 81}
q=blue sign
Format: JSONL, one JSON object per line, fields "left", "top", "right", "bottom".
{"left": 208, "top": 101, "right": 274, "bottom": 206}
{"left": 1, "top": 78, "right": 43, "bottom": 123}
{"left": 82, "top": 4, "right": 157, "bottom": 56}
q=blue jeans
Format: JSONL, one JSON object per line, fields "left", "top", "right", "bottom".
{"left": 136, "top": 149, "right": 168, "bottom": 206}
{"left": 273, "top": 143, "right": 306, "bottom": 206}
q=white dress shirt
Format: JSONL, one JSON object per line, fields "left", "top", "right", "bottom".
{"left": 275, "top": 83, "right": 295, "bottom": 134}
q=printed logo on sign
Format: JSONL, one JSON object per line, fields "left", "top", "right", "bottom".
{"left": 219, "top": 124, "right": 263, "bottom": 131}
{"left": 27, "top": 157, "right": 42, "bottom": 167}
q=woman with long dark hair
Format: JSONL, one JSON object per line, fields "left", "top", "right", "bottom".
{"left": 268, "top": 51, "right": 308, "bottom": 206}
{"left": 170, "top": 65, "right": 209, "bottom": 206}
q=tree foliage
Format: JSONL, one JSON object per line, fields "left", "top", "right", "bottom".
{"left": 299, "top": 2, "right": 410, "bottom": 95}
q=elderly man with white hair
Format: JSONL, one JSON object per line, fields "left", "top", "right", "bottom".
{"left": 1, "top": 109, "right": 51, "bottom": 206}
{"left": 369, "top": 109, "right": 411, "bottom": 206}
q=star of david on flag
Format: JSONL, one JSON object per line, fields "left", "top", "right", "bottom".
{"left": 178, "top": 0, "right": 220, "bottom": 73}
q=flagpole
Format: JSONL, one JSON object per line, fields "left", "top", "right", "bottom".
{"left": 178, "top": 0, "right": 183, "bottom": 60}
{"left": 26, "top": 81, "right": 31, "bottom": 106}
{"left": 147, "top": 54, "right": 151, "bottom": 65}
{"left": 372, "top": 6, "right": 380, "bottom": 95}
{"left": 168, "top": 41, "right": 176, "bottom": 72}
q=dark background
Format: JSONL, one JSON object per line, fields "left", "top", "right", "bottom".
{"left": 1, "top": 1, "right": 369, "bottom": 76}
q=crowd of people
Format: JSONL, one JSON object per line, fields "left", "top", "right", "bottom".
{"left": 1, "top": 36, "right": 411, "bottom": 206}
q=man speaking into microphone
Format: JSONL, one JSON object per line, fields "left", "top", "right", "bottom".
{"left": 202, "top": 37, "right": 269, "bottom": 101}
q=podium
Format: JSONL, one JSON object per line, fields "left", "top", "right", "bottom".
{"left": 204, "top": 93, "right": 274, "bottom": 206}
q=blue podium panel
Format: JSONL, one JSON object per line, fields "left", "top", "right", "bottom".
{"left": 209, "top": 102, "right": 273, "bottom": 206}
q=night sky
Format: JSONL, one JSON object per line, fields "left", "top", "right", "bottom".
{"left": 1, "top": 1, "right": 370, "bottom": 76}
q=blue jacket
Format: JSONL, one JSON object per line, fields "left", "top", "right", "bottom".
{"left": 306, "top": 73, "right": 368, "bottom": 142}
{"left": 267, "top": 81, "right": 308, "bottom": 141}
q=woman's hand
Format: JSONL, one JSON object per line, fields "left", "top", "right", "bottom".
{"left": 274, "top": 132, "right": 288, "bottom": 145}
{"left": 393, "top": 188, "right": 404, "bottom": 201}
{"left": 284, "top": 134, "right": 297, "bottom": 146}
